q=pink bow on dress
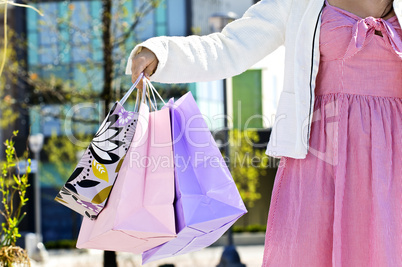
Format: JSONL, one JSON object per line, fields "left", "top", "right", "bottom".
{"left": 344, "top": 17, "right": 402, "bottom": 59}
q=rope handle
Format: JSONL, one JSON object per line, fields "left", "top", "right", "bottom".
{"left": 142, "top": 77, "right": 166, "bottom": 111}
{"left": 145, "top": 78, "right": 166, "bottom": 105}
{"left": 119, "top": 73, "right": 165, "bottom": 113}
{"left": 134, "top": 76, "right": 148, "bottom": 112}
{"left": 120, "top": 73, "right": 144, "bottom": 106}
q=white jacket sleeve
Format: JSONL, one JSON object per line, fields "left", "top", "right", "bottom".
{"left": 125, "top": 0, "right": 292, "bottom": 83}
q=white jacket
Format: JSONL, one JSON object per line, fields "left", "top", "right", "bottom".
{"left": 125, "top": 0, "right": 402, "bottom": 159}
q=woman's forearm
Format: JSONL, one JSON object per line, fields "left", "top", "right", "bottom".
{"left": 126, "top": 0, "right": 293, "bottom": 84}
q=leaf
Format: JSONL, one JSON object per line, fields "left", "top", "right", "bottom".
{"left": 65, "top": 183, "right": 77, "bottom": 194}
{"left": 93, "top": 127, "right": 122, "bottom": 145}
{"left": 92, "top": 160, "right": 109, "bottom": 182}
{"left": 108, "top": 114, "right": 119, "bottom": 126}
{"left": 115, "top": 156, "right": 125, "bottom": 173}
{"left": 109, "top": 102, "right": 118, "bottom": 115}
{"left": 89, "top": 145, "right": 120, "bottom": 164}
{"left": 55, "top": 197, "right": 68, "bottom": 204}
{"left": 60, "top": 187, "right": 71, "bottom": 195}
{"left": 122, "top": 6, "right": 128, "bottom": 16}
{"left": 91, "top": 186, "right": 112, "bottom": 204}
{"left": 12, "top": 175, "right": 20, "bottom": 185}
{"left": 77, "top": 179, "right": 100, "bottom": 188}
{"left": 94, "top": 114, "right": 120, "bottom": 138}
{"left": 67, "top": 167, "right": 84, "bottom": 183}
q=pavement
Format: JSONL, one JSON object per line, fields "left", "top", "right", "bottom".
{"left": 30, "top": 245, "right": 264, "bottom": 267}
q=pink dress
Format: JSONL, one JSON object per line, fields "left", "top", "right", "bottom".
{"left": 262, "top": 2, "right": 402, "bottom": 266}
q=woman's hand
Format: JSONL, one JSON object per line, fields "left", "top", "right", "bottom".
{"left": 131, "top": 47, "right": 158, "bottom": 88}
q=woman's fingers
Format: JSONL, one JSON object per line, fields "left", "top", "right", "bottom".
{"left": 144, "top": 59, "right": 158, "bottom": 79}
{"left": 131, "top": 47, "right": 158, "bottom": 88}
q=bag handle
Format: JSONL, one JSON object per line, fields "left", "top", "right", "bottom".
{"left": 137, "top": 78, "right": 166, "bottom": 112}
{"left": 134, "top": 76, "right": 148, "bottom": 112}
{"left": 145, "top": 78, "right": 166, "bottom": 105}
{"left": 146, "top": 86, "right": 156, "bottom": 111}
{"left": 144, "top": 82, "right": 158, "bottom": 111}
{"left": 122, "top": 75, "right": 165, "bottom": 112}
{"left": 120, "top": 73, "right": 144, "bottom": 106}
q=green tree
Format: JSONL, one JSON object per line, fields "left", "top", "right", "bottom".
{"left": 229, "top": 129, "right": 268, "bottom": 208}
{"left": 0, "top": 31, "right": 19, "bottom": 129}
{"left": 0, "top": 2, "right": 43, "bottom": 129}
{"left": 0, "top": 2, "right": 42, "bottom": 266}
{"left": 0, "top": 131, "right": 31, "bottom": 266}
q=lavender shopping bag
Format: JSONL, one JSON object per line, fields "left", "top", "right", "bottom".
{"left": 76, "top": 85, "right": 176, "bottom": 253}
{"left": 142, "top": 92, "right": 247, "bottom": 264}
{"left": 55, "top": 75, "right": 144, "bottom": 219}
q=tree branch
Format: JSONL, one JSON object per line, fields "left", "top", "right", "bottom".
{"left": 112, "top": 1, "right": 158, "bottom": 48}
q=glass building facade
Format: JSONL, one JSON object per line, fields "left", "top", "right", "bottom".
{"left": 27, "top": 0, "right": 187, "bottom": 92}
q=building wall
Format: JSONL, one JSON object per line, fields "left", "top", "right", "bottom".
{"left": 191, "top": 0, "right": 254, "bottom": 35}
{"left": 226, "top": 47, "right": 285, "bottom": 227}
{"left": 232, "top": 70, "right": 263, "bottom": 129}
{"left": 248, "top": 46, "right": 285, "bottom": 128}
{"left": 189, "top": 0, "right": 255, "bottom": 132}
{"left": 189, "top": 0, "right": 285, "bottom": 131}
{"left": 234, "top": 164, "right": 278, "bottom": 227}
{"left": 199, "top": 1, "right": 285, "bottom": 228}
{"left": 188, "top": 1, "right": 286, "bottom": 230}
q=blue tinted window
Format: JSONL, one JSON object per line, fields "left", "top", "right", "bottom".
{"left": 91, "top": 1, "right": 102, "bottom": 19}
{"left": 27, "top": 0, "right": 189, "bottom": 101}
{"left": 39, "top": 45, "right": 58, "bottom": 65}
{"left": 38, "top": 2, "right": 57, "bottom": 16}
{"left": 72, "top": 45, "right": 91, "bottom": 62}
{"left": 38, "top": 22, "right": 58, "bottom": 46}
{"left": 26, "top": 4, "right": 38, "bottom": 31}
{"left": 90, "top": 2, "right": 103, "bottom": 62}
{"left": 195, "top": 81, "right": 224, "bottom": 130}
{"left": 167, "top": 0, "right": 186, "bottom": 36}
{"left": 137, "top": 10, "right": 155, "bottom": 40}
{"left": 58, "top": 1, "right": 69, "bottom": 17}
{"left": 155, "top": 1, "right": 167, "bottom": 36}
{"left": 28, "top": 33, "right": 39, "bottom": 65}
{"left": 58, "top": 36, "right": 71, "bottom": 64}
{"left": 37, "top": 3, "right": 58, "bottom": 45}
{"left": 71, "top": 2, "right": 91, "bottom": 44}
{"left": 91, "top": 38, "right": 103, "bottom": 62}
{"left": 73, "top": 64, "right": 103, "bottom": 90}
{"left": 29, "top": 107, "right": 41, "bottom": 135}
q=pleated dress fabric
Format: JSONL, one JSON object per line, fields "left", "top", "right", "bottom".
{"left": 262, "top": 2, "right": 402, "bottom": 266}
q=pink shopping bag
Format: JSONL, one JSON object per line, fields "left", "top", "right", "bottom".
{"left": 76, "top": 83, "right": 176, "bottom": 253}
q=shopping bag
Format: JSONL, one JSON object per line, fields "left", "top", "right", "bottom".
{"left": 55, "top": 74, "right": 144, "bottom": 219}
{"left": 142, "top": 92, "right": 247, "bottom": 264}
{"left": 76, "top": 81, "right": 176, "bottom": 253}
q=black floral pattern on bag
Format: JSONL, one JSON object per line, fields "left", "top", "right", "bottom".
{"left": 55, "top": 101, "right": 139, "bottom": 218}
{"left": 89, "top": 112, "right": 124, "bottom": 165}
